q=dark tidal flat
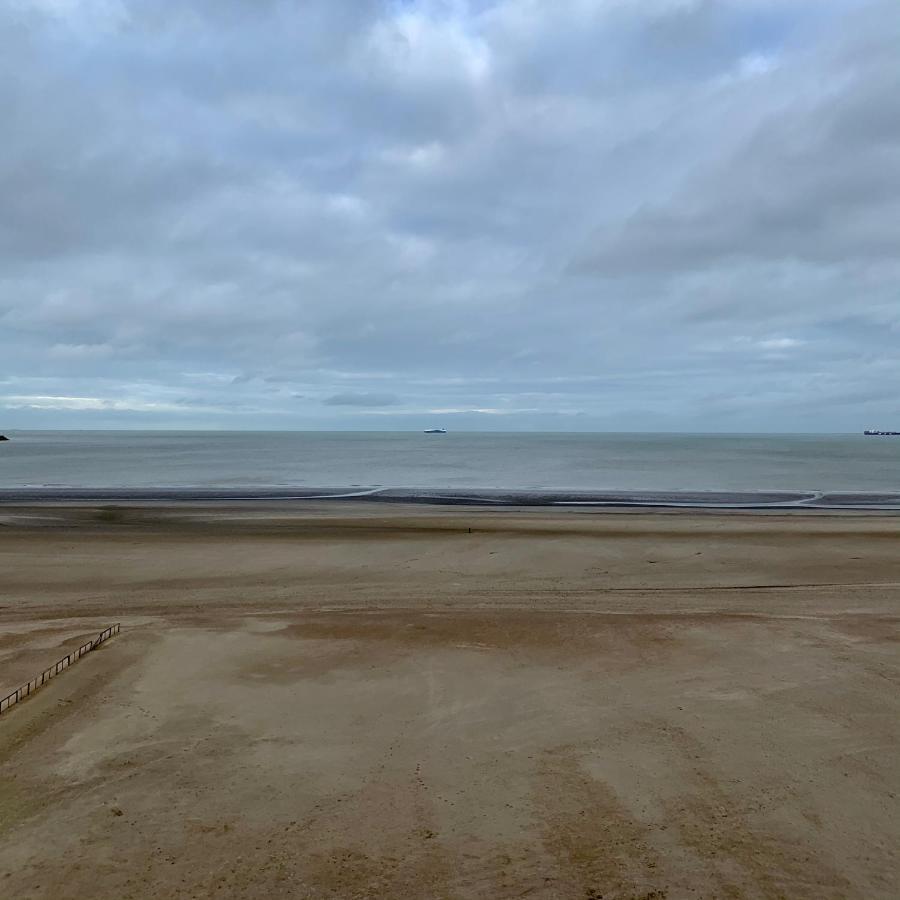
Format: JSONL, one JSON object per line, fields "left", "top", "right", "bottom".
{"left": 2, "top": 485, "right": 900, "bottom": 509}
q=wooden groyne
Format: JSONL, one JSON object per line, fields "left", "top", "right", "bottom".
{"left": 0, "top": 624, "right": 121, "bottom": 715}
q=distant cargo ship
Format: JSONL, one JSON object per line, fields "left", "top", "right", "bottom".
{"left": 424, "top": 428, "right": 447, "bottom": 434}
{"left": 864, "top": 429, "right": 900, "bottom": 435}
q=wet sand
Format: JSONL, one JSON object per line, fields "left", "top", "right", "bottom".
{"left": 0, "top": 504, "right": 898, "bottom": 898}
{"left": 3, "top": 486, "right": 900, "bottom": 508}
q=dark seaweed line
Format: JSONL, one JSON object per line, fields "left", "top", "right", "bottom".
{"left": 1, "top": 487, "right": 900, "bottom": 510}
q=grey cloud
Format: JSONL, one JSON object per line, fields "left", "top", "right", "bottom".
{"left": 323, "top": 392, "right": 398, "bottom": 408}
{"left": 581, "top": 12, "right": 900, "bottom": 275}
{"left": 1, "top": 0, "right": 898, "bottom": 432}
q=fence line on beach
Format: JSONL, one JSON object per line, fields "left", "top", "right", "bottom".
{"left": 0, "top": 623, "right": 121, "bottom": 716}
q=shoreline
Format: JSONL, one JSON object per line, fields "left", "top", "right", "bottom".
{"left": 3, "top": 485, "right": 900, "bottom": 510}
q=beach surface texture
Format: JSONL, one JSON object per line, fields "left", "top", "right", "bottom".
{"left": 0, "top": 503, "right": 898, "bottom": 898}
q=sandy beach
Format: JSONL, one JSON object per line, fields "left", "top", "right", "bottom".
{"left": 0, "top": 503, "right": 898, "bottom": 898}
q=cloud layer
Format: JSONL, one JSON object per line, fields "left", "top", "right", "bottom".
{"left": 2, "top": 0, "right": 898, "bottom": 431}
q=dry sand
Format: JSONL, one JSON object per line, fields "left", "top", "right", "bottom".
{"left": 0, "top": 503, "right": 898, "bottom": 899}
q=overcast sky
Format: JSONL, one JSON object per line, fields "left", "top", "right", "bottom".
{"left": 1, "top": 0, "right": 898, "bottom": 431}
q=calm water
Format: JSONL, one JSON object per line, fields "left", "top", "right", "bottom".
{"left": 1, "top": 431, "right": 898, "bottom": 492}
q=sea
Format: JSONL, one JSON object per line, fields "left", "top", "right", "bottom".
{"left": 0, "top": 431, "right": 898, "bottom": 494}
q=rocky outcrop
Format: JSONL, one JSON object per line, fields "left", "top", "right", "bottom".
{"left": 0, "top": 434, "right": 8, "bottom": 441}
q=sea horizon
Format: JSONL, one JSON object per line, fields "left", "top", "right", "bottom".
{"left": 2, "top": 430, "right": 898, "bottom": 498}
{"left": 0, "top": 426, "right": 878, "bottom": 435}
